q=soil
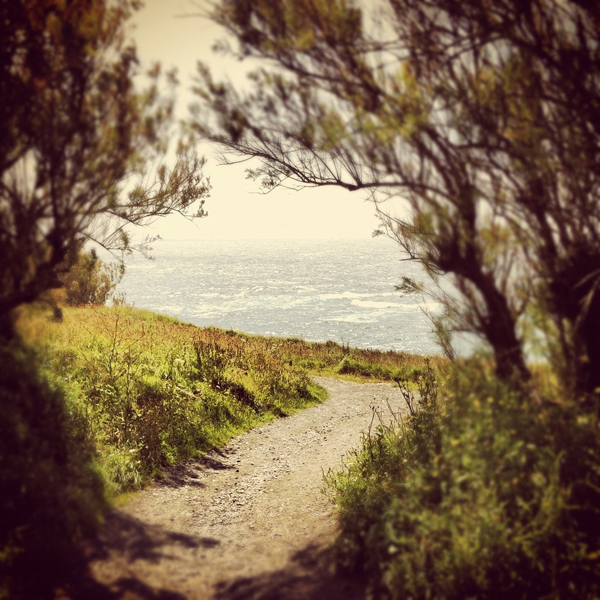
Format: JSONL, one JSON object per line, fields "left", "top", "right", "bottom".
{"left": 63, "top": 377, "right": 407, "bottom": 600}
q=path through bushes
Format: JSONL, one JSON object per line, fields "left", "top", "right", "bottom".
{"left": 63, "top": 377, "right": 406, "bottom": 600}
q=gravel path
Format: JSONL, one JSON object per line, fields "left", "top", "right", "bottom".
{"left": 74, "top": 377, "right": 407, "bottom": 600}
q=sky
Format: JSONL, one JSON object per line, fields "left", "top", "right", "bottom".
{"left": 129, "top": 0, "right": 381, "bottom": 241}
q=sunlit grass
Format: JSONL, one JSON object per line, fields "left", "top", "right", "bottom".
{"left": 18, "top": 306, "right": 326, "bottom": 495}
{"left": 17, "top": 304, "right": 434, "bottom": 496}
{"left": 223, "top": 332, "right": 444, "bottom": 383}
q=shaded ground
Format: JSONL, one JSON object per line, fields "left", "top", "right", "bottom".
{"left": 56, "top": 377, "right": 407, "bottom": 600}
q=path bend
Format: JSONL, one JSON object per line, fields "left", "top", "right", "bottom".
{"left": 73, "top": 377, "right": 407, "bottom": 600}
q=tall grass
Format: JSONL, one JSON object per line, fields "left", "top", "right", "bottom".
{"left": 237, "top": 335, "right": 442, "bottom": 382}
{"left": 19, "top": 306, "right": 324, "bottom": 495}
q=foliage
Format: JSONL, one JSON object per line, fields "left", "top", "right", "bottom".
{"left": 59, "top": 248, "right": 125, "bottom": 307}
{"left": 193, "top": 0, "right": 600, "bottom": 397}
{"left": 0, "top": 341, "right": 106, "bottom": 600}
{"left": 21, "top": 306, "right": 324, "bottom": 495}
{"left": 327, "top": 363, "right": 600, "bottom": 598}
{"left": 0, "top": 0, "right": 209, "bottom": 337}
{"left": 0, "top": 3, "right": 208, "bottom": 589}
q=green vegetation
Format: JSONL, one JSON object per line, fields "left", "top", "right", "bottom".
{"left": 0, "top": 340, "right": 106, "bottom": 599}
{"left": 19, "top": 306, "right": 325, "bottom": 496}
{"left": 327, "top": 361, "right": 600, "bottom": 598}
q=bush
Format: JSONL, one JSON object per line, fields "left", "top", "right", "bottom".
{"left": 0, "top": 341, "right": 106, "bottom": 599}
{"left": 60, "top": 249, "right": 125, "bottom": 307}
{"left": 327, "top": 362, "right": 600, "bottom": 599}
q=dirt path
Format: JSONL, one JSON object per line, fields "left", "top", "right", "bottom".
{"left": 71, "top": 377, "right": 406, "bottom": 600}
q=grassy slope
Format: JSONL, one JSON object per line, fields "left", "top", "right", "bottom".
{"left": 19, "top": 306, "right": 320, "bottom": 495}
{"left": 18, "top": 305, "right": 430, "bottom": 496}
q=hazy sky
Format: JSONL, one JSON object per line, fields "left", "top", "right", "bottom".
{"left": 130, "top": 0, "right": 380, "bottom": 240}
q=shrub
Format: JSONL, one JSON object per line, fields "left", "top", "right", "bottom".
{"left": 327, "top": 363, "right": 600, "bottom": 599}
{"left": 60, "top": 249, "right": 125, "bottom": 307}
{"left": 337, "top": 357, "right": 390, "bottom": 379}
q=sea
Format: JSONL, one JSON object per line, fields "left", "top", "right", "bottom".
{"left": 114, "top": 238, "right": 442, "bottom": 355}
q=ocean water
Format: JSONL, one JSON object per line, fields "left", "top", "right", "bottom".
{"left": 115, "top": 238, "right": 441, "bottom": 355}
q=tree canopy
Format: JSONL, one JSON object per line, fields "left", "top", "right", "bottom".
{"left": 193, "top": 0, "right": 600, "bottom": 398}
{"left": 0, "top": 0, "right": 210, "bottom": 336}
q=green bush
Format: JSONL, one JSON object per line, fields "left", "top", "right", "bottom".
{"left": 327, "top": 363, "right": 600, "bottom": 599}
{"left": 335, "top": 356, "right": 430, "bottom": 383}
{"left": 0, "top": 341, "right": 106, "bottom": 599}
{"left": 60, "top": 248, "right": 125, "bottom": 307}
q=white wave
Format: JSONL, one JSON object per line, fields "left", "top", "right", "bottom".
{"left": 400, "top": 301, "right": 442, "bottom": 312}
{"left": 329, "top": 314, "right": 379, "bottom": 323}
{"left": 319, "top": 291, "right": 377, "bottom": 300}
{"left": 351, "top": 299, "right": 405, "bottom": 309}
{"left": 161, "top": 305, "right": 184, "bottom": 313}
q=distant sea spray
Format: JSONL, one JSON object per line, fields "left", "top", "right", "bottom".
{"left": 113, "top": 238, "right": 441, "bottom": 355}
